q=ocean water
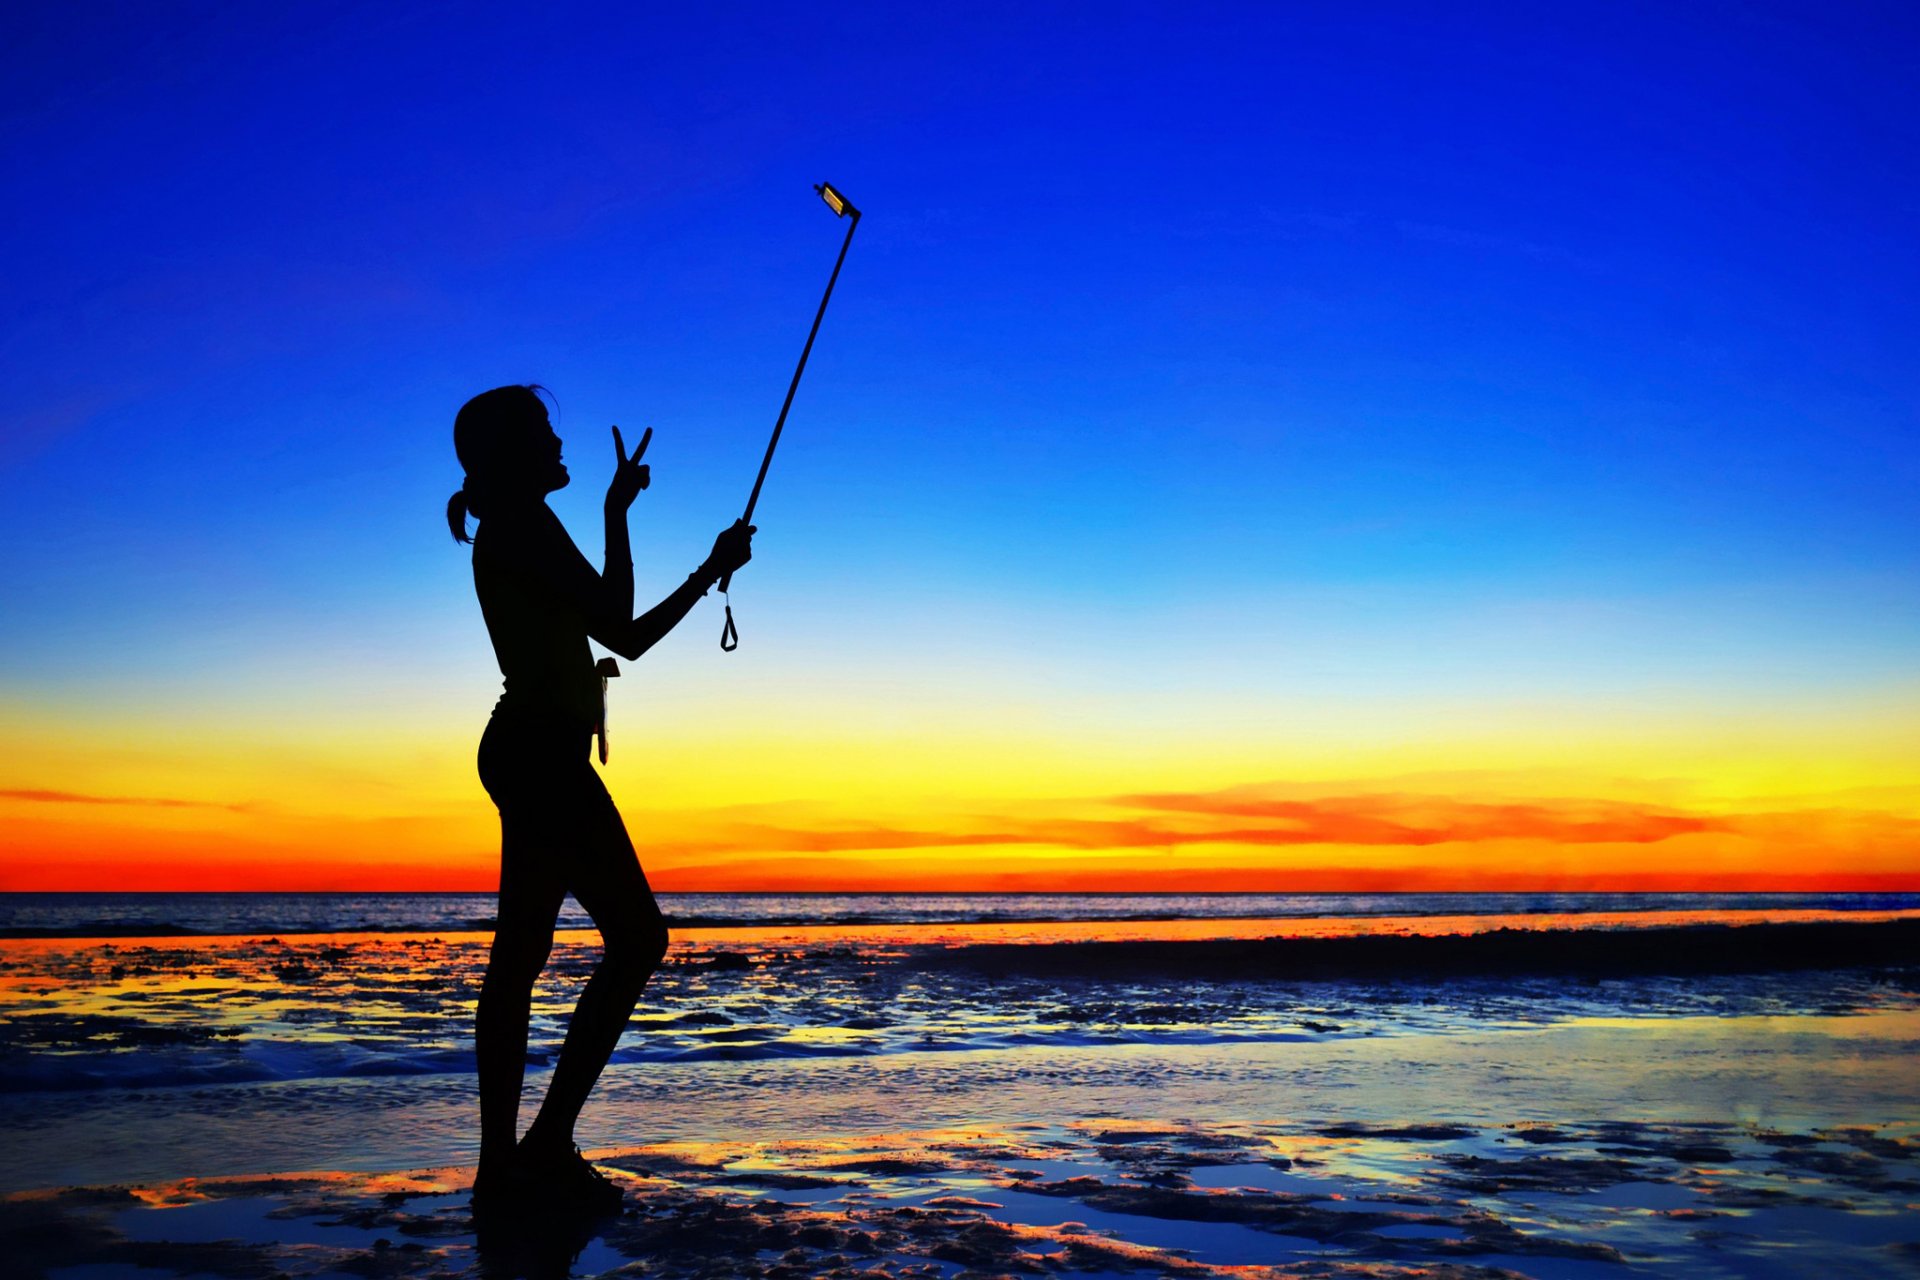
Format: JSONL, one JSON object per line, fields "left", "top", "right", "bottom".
{"left": 3, "top": 889, "right": 1916, "bottom": 936}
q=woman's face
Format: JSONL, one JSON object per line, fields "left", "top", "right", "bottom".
{"left": 524, "top": 411, "right": 569, "bottom": 495}
{"left": 543, "top": 424, "right": 569, "bottom": 493}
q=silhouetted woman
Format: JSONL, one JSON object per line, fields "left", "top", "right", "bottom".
{"left": 449, "top": 385, "right": 752, "bottom": 1215}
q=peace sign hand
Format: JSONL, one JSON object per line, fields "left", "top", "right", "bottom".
{"left": 605, "top": 425, "right": 653, "bottom": 512}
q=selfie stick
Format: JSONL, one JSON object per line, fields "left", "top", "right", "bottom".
{"left": 721, "top": 181, "right": 861, "bottom": 651}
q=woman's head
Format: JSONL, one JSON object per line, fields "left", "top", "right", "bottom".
{"left": 447, "top": 385, "right": 566, "bottom": 542}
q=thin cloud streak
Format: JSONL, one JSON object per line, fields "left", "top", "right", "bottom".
{"left": 1112, "top": 790, "right": 1725, "bottom": 845}
{"left": 658, "top": 791, "right": 1742, "bottom": 857}
{"left": 0, "top": 788, "right": 250, "bottom": 813}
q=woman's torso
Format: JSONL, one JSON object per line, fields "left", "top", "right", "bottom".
{"left": 472, "top": 504, "right": 600, "bottom": 735}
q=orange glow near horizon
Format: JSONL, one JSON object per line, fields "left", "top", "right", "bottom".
{"left": 4, "top": 776, "right": 1918, "bottom": 892}
{"left": 4, "top": 685, "right": 1916, "bottom": 893}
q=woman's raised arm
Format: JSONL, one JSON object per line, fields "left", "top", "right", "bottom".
{"left": 600, "top": 426, "right": 650, "bottom": 624}
{"left": 591, "top": 521, "right": 754, "bottom": 661}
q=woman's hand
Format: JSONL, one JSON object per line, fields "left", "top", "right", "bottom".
{"left": 604, "top": 426, "right": 652, "bottom": 512}
{"left": 703, "top": 519, "right": 755, "bottom": 579}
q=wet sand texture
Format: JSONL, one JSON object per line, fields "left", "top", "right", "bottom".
{"left": 6, "top": 1118, "right": 1918, "bottom": 1279}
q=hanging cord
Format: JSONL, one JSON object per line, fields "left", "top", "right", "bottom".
{"left": 720, "top": 589, "right": 738, "bottom": 651}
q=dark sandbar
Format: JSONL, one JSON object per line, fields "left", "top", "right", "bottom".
{"left": 936, "top": 918, "right": 1920, "bottom": 980}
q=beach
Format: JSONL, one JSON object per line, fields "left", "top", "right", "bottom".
{"left": 3, "top": 894, "right": 1918, "bottom": 1277}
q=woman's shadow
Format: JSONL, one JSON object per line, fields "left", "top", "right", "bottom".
{"left": 472, "top": 1196, "right": 622, "bottom": 1280}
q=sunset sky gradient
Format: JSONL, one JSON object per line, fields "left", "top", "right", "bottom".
{"left": 2, "top": 2, "right": 1915, "bottom": 891}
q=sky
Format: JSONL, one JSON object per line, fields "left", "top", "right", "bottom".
{"left": 2, "top": 1, "right": 1916, "bottom": 891}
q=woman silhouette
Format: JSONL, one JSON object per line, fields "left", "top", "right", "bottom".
{"left": 448, "top": 385, "right": 752, "bottom": 1215}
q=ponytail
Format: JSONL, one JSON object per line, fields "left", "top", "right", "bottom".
{"left": 449, "top": 383, "right": 550, "bottom": 546}
{"left": 447, "top": 485, "right": 472, "bottom": 543}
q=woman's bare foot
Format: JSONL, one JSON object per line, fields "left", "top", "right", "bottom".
{"left": 468, "top": 1136, "right": 618, "bottom": 1220}
{"left": 518, "top": 1143, "right": 622, "bottom": 1220}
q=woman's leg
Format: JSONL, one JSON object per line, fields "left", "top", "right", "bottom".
{"left": 476, "top": 813, "right": 567, "bottom": 1180}
{"left": 521, "top": 793, "right": 668, "bottom": 1156}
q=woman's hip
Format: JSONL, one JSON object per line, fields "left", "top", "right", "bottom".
{"left": 477, "top": 713, "right": 603, "bottom": 814}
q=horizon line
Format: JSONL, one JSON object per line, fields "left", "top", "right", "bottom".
{"left": 6, "top": 881, "right": 1919, "bottom": 895}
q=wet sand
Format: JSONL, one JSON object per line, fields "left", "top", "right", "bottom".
{"left": 6, "top": 1114, "right": 1918, "bottom": 1278}
{"left": 4, "top": 911, "right": 1918, "bottom": 1276}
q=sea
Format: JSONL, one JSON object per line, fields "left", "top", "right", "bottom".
{"left": 6, "top": 888, "right": 1917, "bottom": 937}
{"left": 3, "top": 891, "right": 1917, "bottom": 1202}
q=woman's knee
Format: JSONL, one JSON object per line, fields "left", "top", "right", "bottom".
{"left": 603, "top": 916, "right": 669, "bottom": 983}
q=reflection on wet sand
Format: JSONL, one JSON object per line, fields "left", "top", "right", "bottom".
{"left": 6, "top": 1115, "right": 1918, "bottom": 1278}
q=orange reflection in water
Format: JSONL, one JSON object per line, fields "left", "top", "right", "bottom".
{"left": 4, "top": 905, "right": 1915, "bottom": 963}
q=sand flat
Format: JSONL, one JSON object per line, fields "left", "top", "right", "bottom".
{"left": 7, "top": 1116, "right": 1918, "bottom": 1278}
{"left": 4, "top": 911, "right": 1917, "bottom": 1275}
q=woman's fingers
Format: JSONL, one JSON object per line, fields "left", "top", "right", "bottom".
{"left": 613, "top": 425, "right": 652, "bottom": 466}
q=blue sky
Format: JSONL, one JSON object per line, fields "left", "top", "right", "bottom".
{"left": 3, "top": 0, "right": 1915, "bottom": 747}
